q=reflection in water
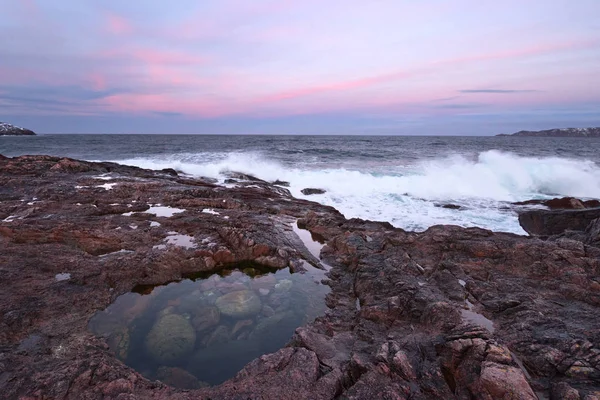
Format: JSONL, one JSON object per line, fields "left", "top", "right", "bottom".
{"left": 291, "top": 222, "right": 325, "bottom": 260}
{"left": 89, "top": 263, "right": 329, "bottom": 388}
{"left": 461, "top": 299, "right": 495, "bottom": 333}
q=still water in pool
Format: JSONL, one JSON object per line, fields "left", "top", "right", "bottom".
{"left": 88, "top": 264, "right": 329, "bottom": 388}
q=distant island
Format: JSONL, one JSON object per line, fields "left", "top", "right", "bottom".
{"left": 0, "top": 122, "right": 36, "bottom": 136}
{"left": 497, "top": 127, "right": 600, "bottom": 137}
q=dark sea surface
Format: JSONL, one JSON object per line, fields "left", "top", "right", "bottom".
{"left": 3, "top": 134, "right": 600, "bottom": 234}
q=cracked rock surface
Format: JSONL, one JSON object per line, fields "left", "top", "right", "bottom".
{"left": 1, "top": 155, "right": 599, "bottom": 399}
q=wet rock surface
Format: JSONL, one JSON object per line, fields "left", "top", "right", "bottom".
{"left": 514, "top": 196, "right": 600, "bottom": 210}
{"left": 1, "top": 154, "right": 600, "bottom": 399}
{"left": 301, "top": 188, "right": 326, "bottom": 195}
{"left": 519, "top": 207, "right": 600, "bottom": 236}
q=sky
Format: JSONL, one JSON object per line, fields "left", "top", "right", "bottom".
{"left": 0, "top": 0, "right": 599, "bottom": 135}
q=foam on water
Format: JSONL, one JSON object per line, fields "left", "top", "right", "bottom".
{"left": 113, "top": 151, "right": 600, "bottom": 235}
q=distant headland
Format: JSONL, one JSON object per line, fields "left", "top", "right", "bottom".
{"left": 0, "top": 122, "right": 36, "bottom": 136}
{"left": 497, "top": 127, "right": 600, "bottom": 137}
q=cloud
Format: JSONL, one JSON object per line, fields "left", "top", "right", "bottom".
{"left": 460, "top": 89, "right": 540, "bottom": 94}
{"left": 106, "top": 13, "right": 133, "bottom": 35}
{"left": 433, "top": 103, "right": 489, "bottom": 109}
{"left": 1, "top": 0, "right": 599, "bottom": 133}
{"left": 152, "top": 111, "right": 184, "bottom": 117}
{"left": 431, "top": 96, "right": 461, "bottom": 102}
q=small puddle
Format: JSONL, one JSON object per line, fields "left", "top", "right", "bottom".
{"left": 291, "top": 222, "right": 326, "bottom": 261}
{"left": 2, "top": 215, "right": 19, "bottom": 223}
{"left": 123, "top": 205, "right": 186, "bottom": 218}
{"left": 55, "top": 273, "right": 71, "bottom": 281}
{"left": 97, "top": 183, "right": 118, "bottom": 190}
{"left": 94, "top": 174, "right": 113, "bottom": 181}
{"left": 89, "top": 262, "right": 329, "bottom": 388}
{"left": 202, "top": 209, "right": 220, "bottom": 215}
{"left": 461, "top": 299, "right": 495, "bottom": 333}
{"left": 161, "top": 232, "right": 197, "bottom": 249}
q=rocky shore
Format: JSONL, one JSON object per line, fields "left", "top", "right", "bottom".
{"left": 1, "top": 154, "right": 599, "bottom": 399}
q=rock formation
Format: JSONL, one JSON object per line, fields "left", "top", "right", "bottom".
{"left": 301, "top": 188, "right": 326, "bottom": 195}
{"left": 0, "top": 122, "right": 36, "bottom": 136}
{"left": 1, "top": 154, "right": 599, "bottom": 399}
{"left": 497, "top": 127, "right": 600, "bottom": 137}
{"left": 519, "top": 207, "right": 600, "bottom": 236}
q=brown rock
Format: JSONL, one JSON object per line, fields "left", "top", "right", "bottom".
{"left": 156, "top": 366, "right": 204, "bottom": 389}
{"left": 479, "top": 362, "right": 537, "bottom": 400}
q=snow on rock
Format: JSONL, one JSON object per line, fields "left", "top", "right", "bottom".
{"left": 0, "top": 122, "right": 36, "bottom": 136}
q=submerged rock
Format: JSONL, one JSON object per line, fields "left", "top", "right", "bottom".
{"left": 156, "top": 367, "right": 205, "bottom": 390}
{"left": 191, "top": 306, "right": 220, "bottom": 332}
{"left": 145, "top": 314, "right": 196, "bottom": 364}
{"left": 215, "top": 290, "right": 262, "bottom": 318}
{"left": 107, "top": 327, "right": 130, "bottom": 360}
{"left": 273, "top": 279, "right": 293, "bottom": 293}
{"left": 204, "top": 325, "right": 231, "bottom": 347}
{"left": 251, "top": 311, "right": 296, "bottom": 338}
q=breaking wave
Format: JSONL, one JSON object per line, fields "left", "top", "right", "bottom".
{"left": 114, "top": 150, "right": 600, "bottom": 235}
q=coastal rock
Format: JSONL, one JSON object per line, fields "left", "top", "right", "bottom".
{"left": 435, "top": 203, "right": 463, "bottom": 210}
{"left": 519, "top": 207, "right": 600, "bottom": 235}
{"left": 215, "top": 290, "right": 262, "bottom": 318}
{"left": 156, "top": 366, "right": 205, "bottom": 389}
{"left": 586, "top": 218, "right": 600, "bottom": 245}
{"left": 514, "top": 196, "right": 600, "bottom": 209}
{"left": 272, "top": 180, "right": 290, "bottom": 187}
{"left": 497, "top": 127, "right": 600, "bottom": 137}
{"left": 145, "top": 314, "right": 196, "bottom": 363}
{"left": 2, "top": 154, "right": 600, "bottom": 399}
{"left": 0, "top": 122, "right": 36, "bottom": 136}
{"left": 107, "top": 327, "right": 130, "bottom": 360}
{"left": 479, "top": 362, "right": 537, "bottom": 399}
{"left": 301, "top": 188, "right": 326, "bottom": 195}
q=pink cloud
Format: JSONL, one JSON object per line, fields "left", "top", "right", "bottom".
{"left": 88, "top": 73, "right": 107, "bottom": 91}
{"left": 106, "top": 13, "right": 133, "bottom": 35}
{"left": 100, "top": 93, "right": 238, "bottom": 118}
{"left": 249, "top": 38, "right": 600, "bottom": 107}
{"left": 21, "top": 0, "right": 39, "bottom": 17}
{"left": 132, "top": 49, "right": 206, "bottom": 66}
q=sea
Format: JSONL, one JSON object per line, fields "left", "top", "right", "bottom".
{"left": 2, "top": 134, "right": 600, "bottom": 235}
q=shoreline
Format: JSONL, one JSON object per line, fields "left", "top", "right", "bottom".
{"left": 1, "top": 154, "right": 599, "bottom": 399}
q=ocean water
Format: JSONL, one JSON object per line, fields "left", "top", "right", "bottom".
{"left": 2, "top": 134, "right": 600, "bottom": 235}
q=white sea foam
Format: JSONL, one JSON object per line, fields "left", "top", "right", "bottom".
{"left": 112, "top": 151, "right": 600, "bottom": 235}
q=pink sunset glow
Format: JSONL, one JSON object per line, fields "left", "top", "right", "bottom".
{"left": 0, "top": 0, "right": 599, "bottom": 133}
